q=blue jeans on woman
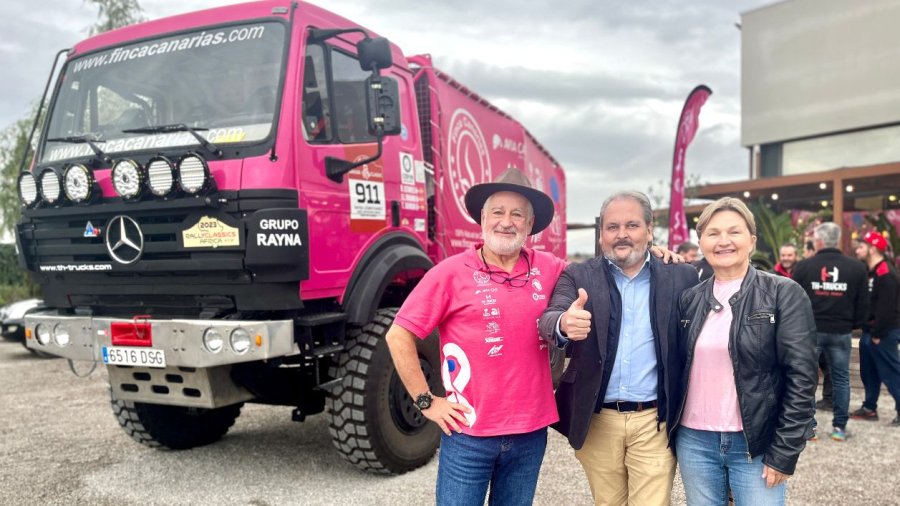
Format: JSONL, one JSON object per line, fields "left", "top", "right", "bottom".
{"left": 436, "top": 427, "right": 547, "bottom": 506}
{"left": 676, "top": 427, "right": 785, "bottom": 506}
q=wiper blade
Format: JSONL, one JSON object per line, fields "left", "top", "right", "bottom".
{"left": 122, "top": 123, "right": 223, "bottom": 158}
{"left": 46, "top": 135, "right": 110, "bottom": 163}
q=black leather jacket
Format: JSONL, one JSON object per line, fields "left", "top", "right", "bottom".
{"left": 672, "top": 266, "right": 817, "bottom": 475}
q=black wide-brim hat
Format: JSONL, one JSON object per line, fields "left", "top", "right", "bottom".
{"left": 464, "top": 168, "right": 555, "bottom": 235}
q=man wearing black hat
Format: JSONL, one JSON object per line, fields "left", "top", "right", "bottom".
{"left": 386, "top": 167, "right": 567, "bottom": 505}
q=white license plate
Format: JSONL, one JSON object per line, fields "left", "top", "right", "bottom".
{"left": 102, "top": 346, "right": 166, "bottom": 368}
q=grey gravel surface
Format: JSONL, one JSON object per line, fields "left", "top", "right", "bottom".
{"left": 2, "top": 339, "right": 899, "bottom": 505}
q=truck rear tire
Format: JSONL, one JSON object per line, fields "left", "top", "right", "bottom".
{"left": 328, "top": 308, "right": 443, "bottom": 474}
{"left": 110, "top": 392, "right": 243, "bottom": 450}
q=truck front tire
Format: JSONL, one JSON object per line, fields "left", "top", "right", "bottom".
{"left": 110, "top": 392, "right": 243, "bottom": 450}
{"left": 327, "top": 308, "right": 443, "bottom": 474}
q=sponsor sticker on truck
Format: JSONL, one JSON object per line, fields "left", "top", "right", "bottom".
{"left": 178, "top": 214, "right": 243, "bottom": 250}
{"left": 181, "top": 215, "right": 241, "bottom": 248}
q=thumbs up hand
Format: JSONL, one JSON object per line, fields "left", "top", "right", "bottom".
{"left": 561, "top": 288, "right": 591, "bottom": 341}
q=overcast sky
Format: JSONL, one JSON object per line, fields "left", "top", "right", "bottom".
{"left": 0, "top": 0, "right": 776, "bottom": 252}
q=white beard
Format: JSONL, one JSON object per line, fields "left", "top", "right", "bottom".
{"left": 484, "top": 230, "right": 526, "bottom": 257}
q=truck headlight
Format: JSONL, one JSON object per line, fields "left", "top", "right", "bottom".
{"left": 18, "top": 172, "right": 39, "bottom": 207}
{"left": 35, "top": 324, "right": 51, "bottom": 345}
{"left": 63, "top": 164, "right": 94, "bottom": 203}
{"left": 147, "top": 157, "right": 174, "bottom": 197}
{"left": 230, "top": 328, "right": 252, "bottom": 355}
{"left": 203, "top": 327, "right": 224, "bottom": 354}
{"left": 39, "top": 168, "right": 62, "bottom": 205}
{"left": 52, "top": 324, "right": 71, "bottom": 346}
{"left": 112, "top": 159, "right": 143, "bottom": 199}
{"left": 177, "top": 154, "right": 209, "bottom": 194}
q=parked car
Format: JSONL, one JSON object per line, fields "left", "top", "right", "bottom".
{"left": 1, "top": 298, "right": 43, "bottom": 345}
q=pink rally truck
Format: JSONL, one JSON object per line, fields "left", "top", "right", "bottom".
{"left": 16, "top": 0, "right": 566, "bottom": 474}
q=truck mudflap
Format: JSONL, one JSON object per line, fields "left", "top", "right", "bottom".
{"left": 23, "top": 313, "right": 298, "bottom": 368}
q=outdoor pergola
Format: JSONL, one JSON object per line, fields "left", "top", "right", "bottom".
{"left": 691, "top": 162, "right": 900, "bottom": 230}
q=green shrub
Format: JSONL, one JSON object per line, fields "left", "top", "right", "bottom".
{"left": 0, "top": 283, "right": 39, "bottom": 306}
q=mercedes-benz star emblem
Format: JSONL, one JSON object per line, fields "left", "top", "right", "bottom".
{"left": 105, "top": 215, "right": 144, "bottom": 264}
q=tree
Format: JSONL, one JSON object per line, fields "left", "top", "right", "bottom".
{"left": 646, "top": 173, "right": 705, "bottom": 245}
{"left": 0, "top": 112, "right": 38, "bottom": 239}
{"left": 0, "top": 0, "right": 146, "bottom": 237}
{"left": 748, "top": 198, "right": 829, "bottom": 270}
{"left": 86, "top": 0, "right": 146, "bottom": 36}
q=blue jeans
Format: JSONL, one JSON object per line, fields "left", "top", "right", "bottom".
{"left": 436, "top": 428, "right": 547, "bottom": 506}
{"left": 816, "top": 332, "right": 851, "bottom": 429}
{"left": 859, "top": 329, "right": 900, "bottom": 412}
{"left": 676, "top": 427, "right": 785, "bottom": 506}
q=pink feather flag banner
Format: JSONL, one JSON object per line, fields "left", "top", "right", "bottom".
{"left": 668, "top": 85, "right": 712, "bottom": 250}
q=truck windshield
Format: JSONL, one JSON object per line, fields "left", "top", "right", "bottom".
{"left": 41, "top": 22, "right": 285, "bottom": 163}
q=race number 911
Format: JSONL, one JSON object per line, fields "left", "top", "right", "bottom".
{"left": 102, "top": 346, "right": 166, "bottom": 368}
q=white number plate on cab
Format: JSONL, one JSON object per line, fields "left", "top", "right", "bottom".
{"left": 102, "top": 346, "right": 166, "bottom": 368}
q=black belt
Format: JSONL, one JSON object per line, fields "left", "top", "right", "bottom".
{"left": 601, "top": 400, "right": 658, "bottom": 413}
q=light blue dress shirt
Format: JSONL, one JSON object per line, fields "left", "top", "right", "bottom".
{"left": 604, "top": 255, "right": 658, "bottom": 403}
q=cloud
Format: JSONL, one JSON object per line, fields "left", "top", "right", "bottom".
{"left": 439, "top": 61, "right": 680, "bottom": 107}
{"left": 0, "top": 2, "right": 95, "bottom": 123}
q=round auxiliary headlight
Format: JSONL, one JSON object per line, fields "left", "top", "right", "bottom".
{"left": 230, "top": 328, "right": 252, "bottom": 355}
{"left": 203, "top": 327, "right": 224, "bottom": 354}
{"left": 52, "top": 324, "right": 71, "bottom": 347}
{"left": 18, "top": 172, "right": 38, "bottom": 207}
{"left": 35, "top": 324, "right": 51, "bottom": 346}
{"left": 146, "top": 157, "right": 174, "bottom": 197}
{"left": 63, "top": 164, "right": 94, "bottom": 203}
{"left": 111, "top": 159, "right": 143, "bottom": 199}
{"left": 177, "top": 154, "right": 209, "bottom": 195}
{"left": 39, "top": 168, "right": 62, "bottom": 204}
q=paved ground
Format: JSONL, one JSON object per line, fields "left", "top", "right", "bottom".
{"left": 2, "top": 338, "right": 899, "bottom": 505}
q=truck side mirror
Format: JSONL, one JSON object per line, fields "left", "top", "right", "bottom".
{"left": 323, "top": 34, "right": 400, "bottom": 183}
{"left": 365, "top": 76, "right": 401, "bottom": 136}
{"left": 357, "top": 37, "right": 392, "bottom": 72}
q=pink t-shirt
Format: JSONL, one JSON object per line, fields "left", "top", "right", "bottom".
{"left": 394, "top": 244, "right": 566, "bottom": 437}
{"left": 681, "top": 277, "right": 744, "bottom": 432}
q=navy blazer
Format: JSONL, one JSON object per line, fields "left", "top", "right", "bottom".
{"left": 538, "top": 255, "right": 698, "bottom": 450}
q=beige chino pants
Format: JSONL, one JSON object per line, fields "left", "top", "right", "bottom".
{"left": 574, "top": 407, "right": 675, "bottom": 506}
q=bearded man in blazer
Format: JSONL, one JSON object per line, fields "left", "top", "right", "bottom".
{"left": 539, "top": 191, "right": 697, "bottom": 506}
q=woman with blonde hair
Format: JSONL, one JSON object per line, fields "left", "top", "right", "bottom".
{"left": 671, "top": 197, "right": 817, "bottom": 505}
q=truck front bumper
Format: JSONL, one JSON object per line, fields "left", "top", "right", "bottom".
{"left": 23, "top": 312, "right": 298, "bottom": 368}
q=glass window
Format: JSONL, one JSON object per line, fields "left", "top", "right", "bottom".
{"left": 42, "top": 22, "right": 285, "bottom": 163}
{"left": 781, "top": 125, "right": 900, "bottom": 176}
{"left": 330, "top": 50, "right": 375, "bottom": 144}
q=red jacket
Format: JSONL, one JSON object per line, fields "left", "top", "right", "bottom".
{"left": 774, "top": 263, "right": 793, "bottom": 278}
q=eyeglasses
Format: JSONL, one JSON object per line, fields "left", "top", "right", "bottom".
{"left": 480, "top": 249, "right": 531, "bottom": 287}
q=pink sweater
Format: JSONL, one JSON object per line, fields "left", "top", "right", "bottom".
{"left": 681, "top": 277, "right": 744, "bottom": 432}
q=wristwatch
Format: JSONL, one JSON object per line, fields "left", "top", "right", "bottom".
{"left": 414, "top": 392, "right": 433, "bottom": 410}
